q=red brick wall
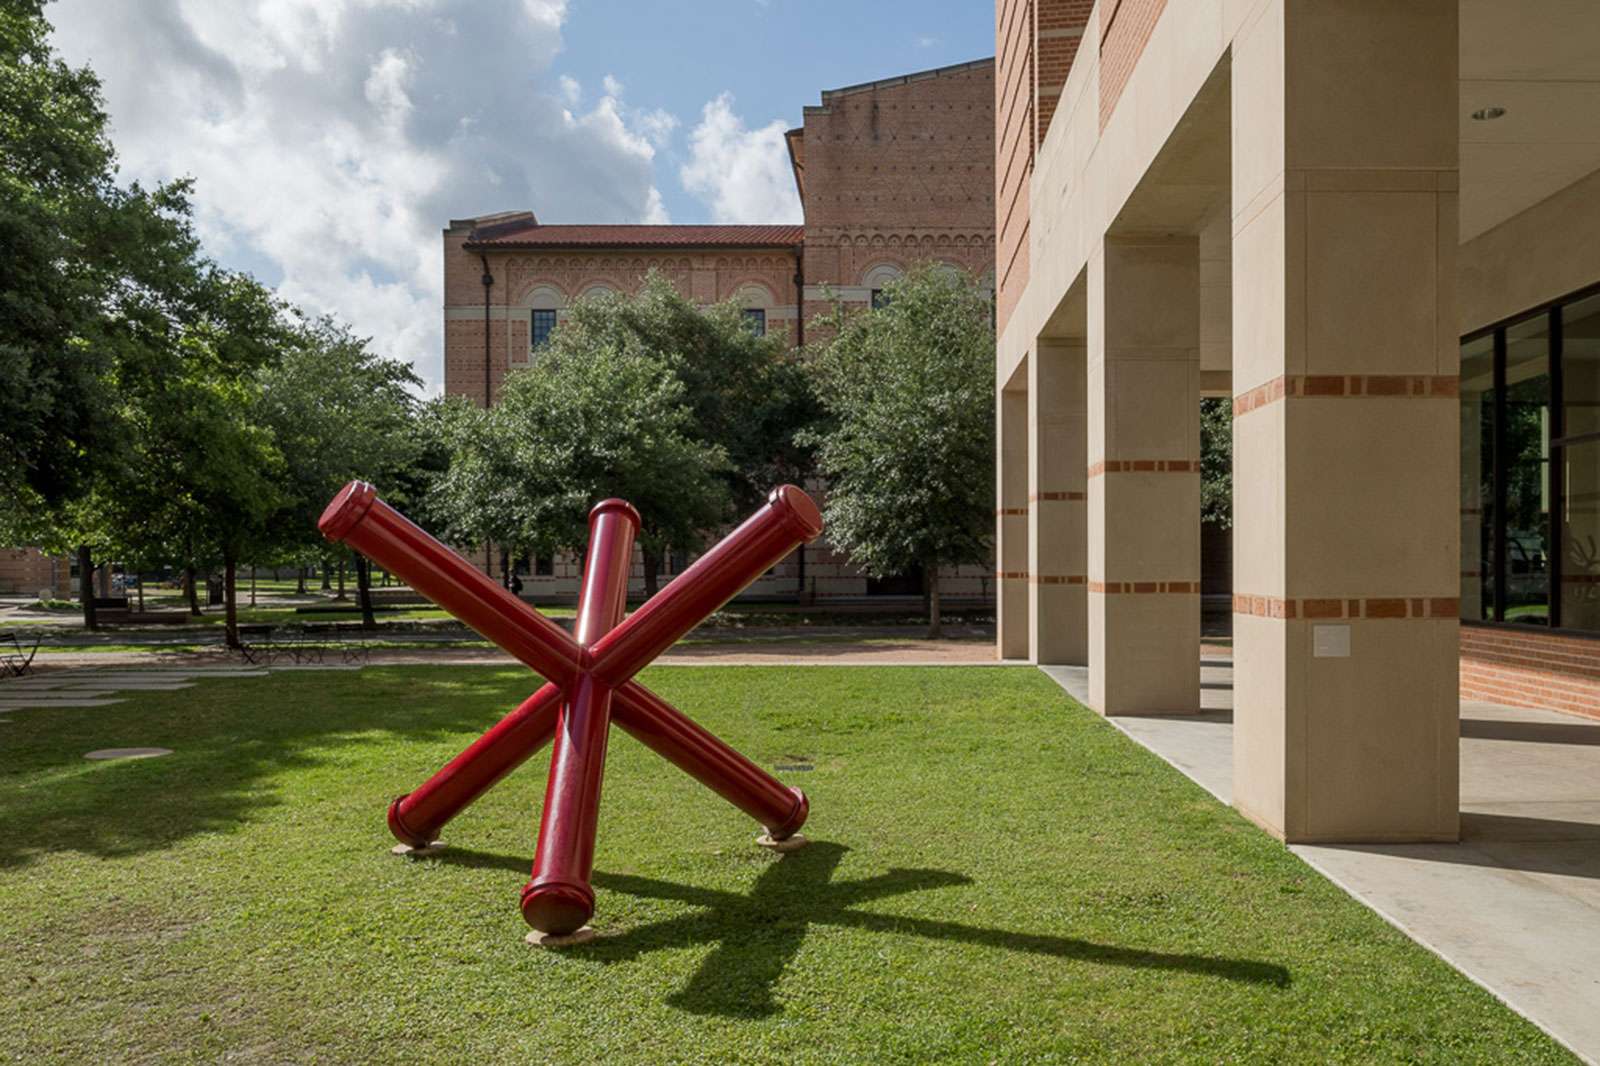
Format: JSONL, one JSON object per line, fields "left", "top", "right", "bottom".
{"left": 1460, "top": 626, "right": 1600, "bottom": 720}
{"left": 1098, "top": 0, "right": 1168, "bottom": 130}
{"left": 443, "top": 242, "right": 799, "bottom": 405}
{"left": 1035, "top": 0, "right": 1093, "bottom": 142}
{"left": 799, "top": 61, "right": 996, "bottom": 329}
{"left": 0, "top": 548, "right": 64, "bottom": 597}
{"left": 996, "top": 0, "right": 1033, "bottom": 335}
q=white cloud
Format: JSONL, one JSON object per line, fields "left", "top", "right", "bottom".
{"left": 46, "top": 0, "right": 672, "bottom": 394}
{"left": 680, "top": 93, "right": 802, "bottom": 225}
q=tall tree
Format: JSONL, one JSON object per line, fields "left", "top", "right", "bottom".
{"left": 0, "top": 0, "right": 204, "bottom": 626}
{"left": 256, "top": 315, "right": 422, "bottom": 627}
{"left": 553, "top": 273, "right": 817, "bottom": 515}
{"left": 432, "top": 324, "right": 729, "bottom": 598}
{"left": 804, "top": 264, "right": 995, "bottom": 637}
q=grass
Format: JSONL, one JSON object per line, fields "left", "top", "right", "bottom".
{"left": 0, "top": 666, "right": 1574, "bottom": 1064}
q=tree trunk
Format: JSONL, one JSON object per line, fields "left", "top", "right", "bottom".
{"left": 78, "top": 544, "right": 98, "bottom": 631}
{"left": 336, "top": 559, "right": 346, "bottom": 600}
{"left": 925, "top": 560, "right": 942, "bottom": 640}
{"left": 184, "top": 565, "right": 201, "bottom": 616}
{"left": 320, "top": 566, "right": 331, "bottom": 592}
{"left": 223, "top": 553, "right": 240, "bottom": 649}
{"left": 137, "top": 575, "right": 144, "bottom": 613}
{"left": 297, "top": 566, "right": 307, "bottom": 595}
{"left": 642, "top": 545, "right": 662, "bottom": 600}
{"left": 354, "top": 550, "right": 377, "bottom": 630}
{"left": 250, "top": 565, "right": 257, "bottom": 607}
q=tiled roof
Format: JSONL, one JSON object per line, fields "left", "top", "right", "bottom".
{"left": 466, "top": 223, "right": 805, "bottom": 249}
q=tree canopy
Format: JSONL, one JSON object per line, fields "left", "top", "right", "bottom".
{"left": 804, "top": 264, "right": 996, "bottom": 637}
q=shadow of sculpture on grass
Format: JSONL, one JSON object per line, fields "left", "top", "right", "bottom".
{"left": 445, "top": 841, "right": 1291, "bottom": 1018}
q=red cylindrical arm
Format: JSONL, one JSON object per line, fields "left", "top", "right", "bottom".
{"left": 612, "top": 683, "right": 808, "bottom": 839}
{"left": 522, "top": 500, "right": 637, "bottom": 935}
{"left": 319, "top": 482, "right": 578, "bottom": 686}
{"left": 589, "top": 485, "right": 822, "bottom": 686}
{"left": 387, "top": 683, "right": 562, "bottom": 846}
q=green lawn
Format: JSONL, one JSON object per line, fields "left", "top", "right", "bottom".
{"left": 0, "top": 666, "right": 1572, "bottom": 1064}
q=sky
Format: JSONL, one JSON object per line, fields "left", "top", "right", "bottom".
{"left": 45, "top": 0, "right": 995, "bottom": 394}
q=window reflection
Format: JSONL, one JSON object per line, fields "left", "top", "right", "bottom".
{"left": 1503, "top": 315, "right": 1551, "bottom": 625}
{"left": 1561, "top": 295, "right": 1600, "bottom": 630}
{"left": 1461, "top": 335, "right": 1495, "bottom": 620}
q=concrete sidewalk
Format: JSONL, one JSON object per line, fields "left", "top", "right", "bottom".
{"left": 1043, "top": 660, "right": 1600, "bottom": 1064}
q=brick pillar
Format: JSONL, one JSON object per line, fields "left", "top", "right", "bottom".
{"left": 1230, "top": 0, "right": 1459, "bottom": 842}
{"left": 1029, "top": 340, "right": 1087, "bottom": 664}
{"left": 997, "top": 371, "right": 1030, "bottom": 659}
{"left": 1087, "top": 236, "right": 1202, "bottom": 715}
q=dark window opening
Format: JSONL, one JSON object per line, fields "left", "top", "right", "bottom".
{"left": 531, "top": 308, "right": 557, "bottom": 351}
{"left": 742, "top": 308, "right": 766, "bottom": 336}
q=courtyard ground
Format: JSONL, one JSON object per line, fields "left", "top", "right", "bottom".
{"left": 0, "top": 665, "right": 1575, "bottom": 1063}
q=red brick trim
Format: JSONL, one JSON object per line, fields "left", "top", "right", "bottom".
{"left": 1086, "top": 459, "right": 1199, "bottom": 478}
{"left": 995, "top": 571, "right": 1030, "bottom": 580}
{"left": 1233, "top": 595, "right": 1460, "bottom": 620}
{"left": 1089, "top": 580, "right": 1200, "bottom": 594}
{"left": 995, "top": 507, "right": 1030, "bottom": 516}
{"left": 1032, "top": 574, "right": 1087, "bottom": 585}
{"left": 1460, "top": 625, "right": 1600, "bottom": 720}
{"left": 1029, "top": 491, "right": 1086, "bottom": 501}
{"left": 1233, "top": 375, "right": 1459, "bottom": 417}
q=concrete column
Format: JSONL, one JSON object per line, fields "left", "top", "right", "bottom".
{"left": 1086, "top": 237, "right": 1202, "bottom": 714}
{"left": 997, "top": 368, "right": 1030, "bottom": 659}
{"left": 1029, "top": 340, "right": 1087, "bottom": 664}
{"left": 1230, "top": 0, "right": 1459, "bottom": 842}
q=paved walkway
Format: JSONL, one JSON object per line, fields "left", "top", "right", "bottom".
{"left": 1043, "top": 660, "right": 1600, "bottom": 1065}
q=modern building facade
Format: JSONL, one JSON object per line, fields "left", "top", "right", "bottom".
{"left": 444, "top": 60, "right": 997, "bottom": 602}
{"left": 994, "top": 0, "right": 1600, "bottom": 842}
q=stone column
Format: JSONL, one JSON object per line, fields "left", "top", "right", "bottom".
{"left": 1029, "top": 340, "right": 1087, "bottom": 664}
{"left": 997, "top": 370, "right": 1030, "bottom": 659}
{"left": 1087, "top": 237, "right": 1202, "bottom": 714}
{"left": 1230, "top": 0, "right": 1459, "bottom": 842}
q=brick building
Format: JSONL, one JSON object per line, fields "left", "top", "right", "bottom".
{"left": 0, "top": 548, "right": 65, "bottom": 598}
{"left": 443, "top": 59, "right": 997, "bottom": 602}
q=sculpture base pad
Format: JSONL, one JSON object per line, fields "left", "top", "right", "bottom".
{"left": 526, "top": 926, "right": 596, "bottom": 948}
{"left": 390, "top": 841, "right": 447, "bottom": 858}
{"left": 756, "top": 832, "right": 809, "bottom": 853}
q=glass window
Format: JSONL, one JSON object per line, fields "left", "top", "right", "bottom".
{"left": 742, "top": 308, "right": 766, "bottom": 336}
{"left": 534, "top": 554, "right": 554, "bottom": 577}
{"left": 871, "top": 289, "right": 891, "bottom": 310}
{"left": 531, "top": 309, "right": 557, "bottom": 350}
{"left": 1562, "top": 440, "right": 1600, "bottom": 630}
{"left": 1503, "top": 314, "right": 1553, "bottom": 625}
{"left": 1461, "top": 335, "right": 1495, "bottom": 621}
{"left": 1560, "top": 295, "right": 1600, "bottom": 631}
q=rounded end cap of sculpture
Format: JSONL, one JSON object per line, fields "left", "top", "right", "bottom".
{"left": 765, "top": 787, "right": 809, "bottom": 841}
{"left": 386, "top": 794, "right": 435, "bottom": 848}
{"left": 521, "top": 880, "right": 596, "bottom": 937}
{"left": 769, "top": 485, "right": 823, "bottom": 542}
{"left": 589, "top": 497, "right": 642, "bottom": 531}
{"left": 319, "top": 481, "right": 378, "bottom": 543}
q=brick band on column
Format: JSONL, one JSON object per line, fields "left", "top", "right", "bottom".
{"left": 1234, "top": 375, "right": 1460, "bottom": 417}
{"left": 1233, "top": 595, "right": 1460, "bottom": 620}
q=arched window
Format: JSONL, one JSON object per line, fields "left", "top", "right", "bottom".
{"left": 734, "top": 283, "right": 774, "bottom": 337}
{"left": 579, "top": 283, "right": 618, "bottom": 302}
{"left": 523, "top": 285, "right": 566, "bottom": 356}
{"left": 861, "top": 263, "right": 903, "bottom": 309}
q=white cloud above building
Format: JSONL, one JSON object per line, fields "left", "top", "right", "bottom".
{"left": 47, "top": 0, "right": 675, "bottom": 393}
{"left": 680, "top": 93, "right": 803, "bottom": 225}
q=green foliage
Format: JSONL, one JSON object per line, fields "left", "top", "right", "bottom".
{"left": 552, "top": 271, "right": 817, "bottom": 514}
{"left": 1200, "top": 396, "right": 1232, "bottom": 529}
{"left": 0, "top": 0, "right": 203, "bottom": 528}
{"left": 803, "top": 264, "right": 995, "bottom": 625}
{"left": 429, "top": 307, "right": 730, "bottom": 577}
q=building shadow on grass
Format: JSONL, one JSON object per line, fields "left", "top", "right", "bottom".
{"left": 439, "top": 842, "right": 1291, "bottom": 1018}
{"left": 0, "top": 668, "right": 531, "bottom": 871}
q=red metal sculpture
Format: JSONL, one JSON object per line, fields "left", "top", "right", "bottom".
{"left": 318, "top": 481, "right": 823, "bottom": 937}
